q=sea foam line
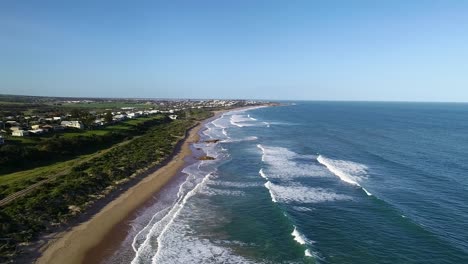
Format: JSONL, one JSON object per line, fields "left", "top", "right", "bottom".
{"left": 149, "top": 172, "right": 213, "bottom": 263}
{"left": 291, "top": 226, "right": 314, "bottom": 258}
{"left": 317, "top": 155, "right": 372, "bottom": 196}
{"left": 132, "top": 163, "right": 205, "bottom": 255}
{"left": 131, "top": 172, "right": 213, "bottom": 264}
{"left": 264, "top": 181, "right": 277, "bottom": 203}
{"left": 131, "top": 207, "right": 171, "bottom": 252}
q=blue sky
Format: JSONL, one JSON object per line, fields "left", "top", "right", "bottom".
{"left": 1, "top": 0, "right": 468, "bottom": 101}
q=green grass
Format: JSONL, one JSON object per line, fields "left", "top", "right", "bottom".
{"left": 4, "top": 136, "right": 40, "bottom": 145}
{"left": 0, "top": 101, "right": 30, "bottom": 105}
{"left": 0, "top": 155, "right": 86, "bottom": 192}
{"left": 59, "top": 116, "right": 164, "bottom": 138}
{"left": 55, "top": 102, "right": 154, "bottom": 109}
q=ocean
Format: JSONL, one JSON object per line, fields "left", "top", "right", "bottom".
{"left": 107, "top": 102, "right": 468, "bottom": 264}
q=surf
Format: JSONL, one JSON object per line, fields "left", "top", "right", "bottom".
{"left": 317, "top": 155, "right": 372, "bottom": 196}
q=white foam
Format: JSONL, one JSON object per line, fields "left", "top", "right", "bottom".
{"left": 362, "top": 187, "right": 372, "bottom": 196}
{"left": 259, "top": 168, "right": 268, "bottom": 180}
{"left": 229, "top": 113, "right": 262, "bottom": 128}
{"left": 265, "top": 182, "right": 352, "bottom": 204}
{"left": 292, "top": 226, "right": 315, "bottom": 258}
{"left": 131, "top": 207, "right": 170, "bottom": 252}
{"left": 207, "top": 180, "right": 261, "bottom": 188}
{"left": 264, "top": 181, "right": 278, "bottom": 203}
{"left": 293, "top": 206, "right": 313, "bottom": 212}
{"left": 317, "top": 155, "right": 372, "bottom": 196}
{"left": 222, "top": 136, "right": 258, "bottom": 143}
{"left": 222, "top": 128, "right": 228, "bottom": 137}
{"left": 131, "top": 172, "right": 214, "bottom": 264}
{"left": 199, "top": 186, "right": 246, "bottom": 197}
{"left": 131, "top": 167, "right": 213, "bottom": 263}
{"left": 292, "top": 226, "right": 307, "bottom": 245}
{"left": 257, "top": 145, "right": 325, "bottom": 181}
{"left": 247, "top": 114, "right": 257, "bottom": 121}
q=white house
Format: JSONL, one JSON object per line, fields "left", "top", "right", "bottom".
{"left": 28, "top": 129, "right": 44, "bottom": 135}
{"left": 169, "top": 115, "right": 178, "bottom": 120}
{"left": 12, "top": 130, "right": 29, "bottom": 137}
{"left": 127, "top": 112, "right": 140, "bottom": 119}
{"left": 113, "top": 114, "right": 127, "bottom": 121}
{"left": 6, "top": 121, "right": 19, "bottom": 127}
{"left": 61, "top": 121, "right": 84, "bottom": 129}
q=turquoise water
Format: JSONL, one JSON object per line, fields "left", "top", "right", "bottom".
{"left": 111, "top": 102, "right": 468, "bottom": 263}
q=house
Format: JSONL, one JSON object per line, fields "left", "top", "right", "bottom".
{"left": 94, "top": 118, "right": 105, "bottom": 126}
{"left": 169, "top": 115, "right": 178, "bottom": 120}
{"left": 113, "top": 114, "right": 127, "bottom": 121}
{"left": 52, "top": 125, "right": 64, "bottom": 131}
{"left": 127, "top": 113, "right": 137, "bottom": 119}
{"left": 6, "top": 121, "right": 19, "bottom": 127}
{"left": 10, "top": 126, "right": 21, "bottom": 131}
{"left": 53, "top": 116, "right": 62, "bottom": 121}
{"left": 12, "top": 130, "right": 29, "bottom": 137}
{"left": 31, "top": 124, "right": 41, "bottom": 130}
{"left": 28, "top": 129, "right": 44, "bottom": 135}
{"left": 61, "top": 121, "right": 84, "bottom": 129}
{"left": 41, "top": 125, "right": 54, "bottom": 132}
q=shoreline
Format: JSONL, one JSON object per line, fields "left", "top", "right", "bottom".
{"left": 33, "top": 107, "right": 244, "bottom": 264}
{"left": 34, "top": 120, "right": 204, "bottom": 264}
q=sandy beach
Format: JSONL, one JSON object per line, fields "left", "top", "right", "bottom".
{"left": 35, "top": 120, "right": 204, "bottom": 264}
{"left": 33, "top": 105, "right": 270, "bottom": 264}
{"left": 33, "top": 107, "right": 249, "bottom": 264}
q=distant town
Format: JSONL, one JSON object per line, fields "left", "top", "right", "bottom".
{"left": 0, "top": 94, "right": 264, "bottom": 144}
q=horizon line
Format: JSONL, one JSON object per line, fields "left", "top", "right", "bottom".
{"left": 1, "top": 93, "right": 468, "bottom": 104}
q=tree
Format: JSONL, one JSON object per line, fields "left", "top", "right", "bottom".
{"left": 104, "top": 111, "right": 113, "bottom": 123}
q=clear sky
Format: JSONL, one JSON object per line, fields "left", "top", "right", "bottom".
{"left": 1, "top": 0, "right": 468, "bottom": 101}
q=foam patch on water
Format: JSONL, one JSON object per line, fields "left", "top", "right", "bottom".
{"left": 199, "top": 186, "right": 246, "bottom": 197}
{"left": 292, "top": 226, "right": 309, "bottom": 245}
{"left": 230, "top": 114, "right": 257, "bottom": 127}
{"left": 293, "top": 206, "right": 314, "bottom": 212}
{"left": 206, "top": 180, "right": 262, "bottom": 188}
{"left": 292, "top": 226, "right": 315, "bottom": 258}
{"left": 257, "top": 145, "right": 326, "bottom": 180}
{"left": 317, "top": 155, "right": 372, "bottom": 196}
{"left": 222, "top": 136, "right": 258, "bottom": 143}
{"left": 265, "top": 181, "right": 352, "bottom": 204}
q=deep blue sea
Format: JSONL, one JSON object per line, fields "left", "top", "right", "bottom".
{"left": 109, "top": 102, "right": 468, "bottom": 264}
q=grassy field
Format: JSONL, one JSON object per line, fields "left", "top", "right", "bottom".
{"left": 0, "top": 155, "right": 88, "bottom": 196}
{"left": 54, "top": 102, "right": 155, "bottom": 109}
{"left": 0, "top": 101, "right": 30, "bottom": 105}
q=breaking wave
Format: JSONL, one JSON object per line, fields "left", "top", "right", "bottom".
{"left": 317, "top": 155, "right": 372, "bottom": 196}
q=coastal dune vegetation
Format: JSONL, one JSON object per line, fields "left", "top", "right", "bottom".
{"left": 0, "top": 109, "right": 213, "bottom": 262}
